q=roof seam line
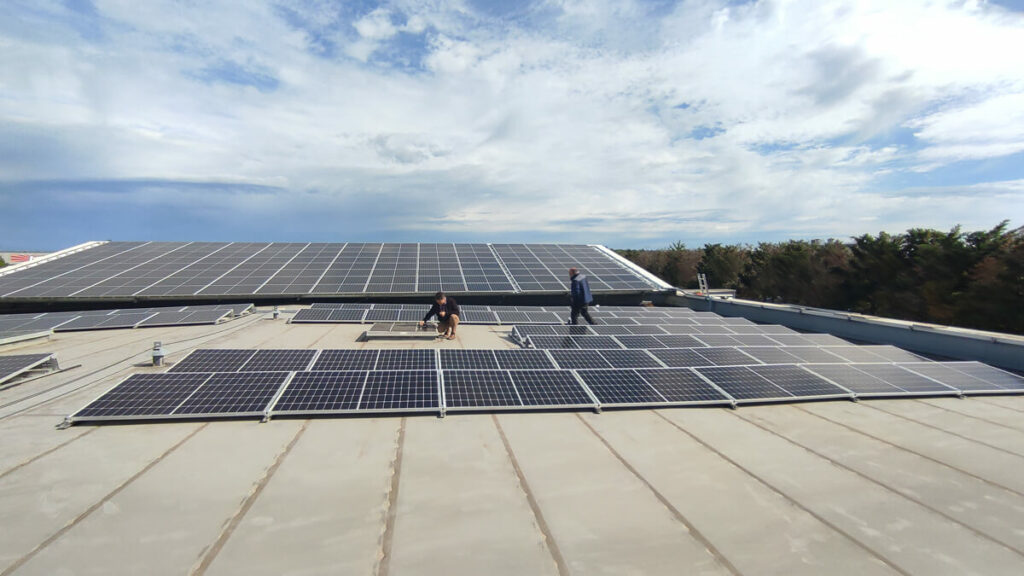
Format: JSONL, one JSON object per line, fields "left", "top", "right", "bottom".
{"left": 0, "top": 422, "right": 208, "bottom": 576}
{"left": 376, "top": 416, "right": 407, "bottom": 576}
{"left": 492, "top": 413, "right": 570, "bottom": 576}
{"left": 734, "top": 409, "right": 1024, "bottom": 559}
{"left": 190, "top": 419, "right": 309, "bottom": 575}
{"left": 653, "top": 410, "right": 913, "bottom": 576}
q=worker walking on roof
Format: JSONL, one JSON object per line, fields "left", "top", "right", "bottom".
{"left": 419, "top": 291, "right": 461, "bottom": 340}
{"left": 568, "top": 267, "right": 596, "bottom": 325}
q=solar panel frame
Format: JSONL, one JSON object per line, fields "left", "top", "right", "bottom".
{"left": 548, "top": 349, "right": 613, "bottom": 370}
{"left": 238, "top": 349, "right": 318, "bottom": 372}
{"left": 941, "top": 362, "right": 1024, "bottom": 392}
{"left": 634, "top": 368, "right": 734, "bottom": 405}
{"left": 695, "top": 366, "right": 794, "bottom": 403}
{"left": 895, "top": 362, "right": 1022, "bottom": 394}
{"left": 442, "top": 370, "right": 523, "bottom": 410}
{"left": 847, "top": 364, "right": 960, "bottom": 396}
{"left": 173, "top": 371, "right": 291, "bottom": 417}
{"left": 360, "top": 370, "right": 440, "bottom": 412}
{"left": 648, "top": 348, "right": 715, "bottom": 368}
{"left": 375, "top": 349, "right": 437, "bottom": 370}
{"left": 575, "top": 369, "right": 670, "bottom": 407}
{"left": 70, "top": 372, "right": 214, "bottom": 421}
{"left": 493, "top": 349, "right": 557, "bottom": 370}
{"left": 0, "top": 353, "right": 55, "bottom": 386}
{"left": 440, "top": 349, "right": 499, "bottom": 370}
{"left": 597, "top": 349, "right": 663, "bottom": 369}
{"left": 311, "top": 350, "right": 378, "bottom": 371}
{"left": 270, "top": 371, "right": 369, "bottom": 414}
{"left": 507, "top": 370, "right": 597, "bottom": 409}
{"left": 748, "top": 365, "right": 852, "bottom": 399}
{"left": 802, "top": 364, "right": 909, "bottom": 396}
{"left": 168, "top": 349, "right": 258, "bottom": 373}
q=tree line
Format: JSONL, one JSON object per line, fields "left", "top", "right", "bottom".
{"left": 616, "top": 221, "right": 1024, "bottom": 335}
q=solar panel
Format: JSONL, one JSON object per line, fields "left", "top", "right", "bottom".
{"left": 896, "top": 363, "right": 1004, "bottom": 393}
{"left": 773, "top": 346, "right": 845, "bottom": 364}
{"left": 375, "top": 349, "right": 436, "bottom": 370}
{"left": 822, "top": 346, "right": 890, "bottom": 363}
{"left": 493, "top": 349, "right": 556, "bottom": 370}
{"left": 801, "top": 334, "right": 850, "bottom": 346}
{"left": 495, "top": 311, "right": 531, "bottom": 324}
{"left": 654, "top": 335, "right": 704, "bottom": 348}
{"left": 272, "top": 371, "right": 367, "bottom": 413}
{"left": 695, "top": 366, "right": 792, "bottom": 401}
{"left": 527, "top": 335, "right": 581, "bottom": 349}
{"left": 594, "top": 317, "right": 638, "bottom": 326}
{"left": 849, "top": 364, "right": 959, "bottom": 394}
{"left": 440, "top": 349, "right": 499, "bottom": 370}
{"left": 861, "top": 346, "right": 926, "bottom": 362}
{"left": 459, "top": 309, "right": 499, "bottom": 324}
{"left": 623, "top": 325, "right": 669, "bottom": 335}
{"left": 443, "top": 370, "right": 521, "bottom": 409}
{"left": 730, "top": 335, "right": 782, "bottom": 347}
{"left": 548, "top": 349, "right": 613, "bottom": 370}
{"left": 575, "top": 369, "right": 667, "bottom": 406}
{"left": 942, "top": 362, "right": 1024, "bottom": 391}
{"left": 291, "top": 308, "right": 334, "bottom": 322}
{"left": 329, "top": 309, "right": 369, "bottom": 322}
{"left": 693, "top": 347, "right": 760, "bottom": 366}
{"left": 311, "top": 350, "right": 378, "bottom": 371}
{"left": 597, "top": 349, "right": 662, "bottom": 369}
{"left": 588, "top": 325, "right": 634, "bottom": 335}
{"left": 72, "top": 372, "right": 213, "bottom": 419}
{"left": 508, "top": 370, "right": 595, "bottom": 407}
{"left": 360, "top": 370, "right": 439, "bottom": 411}
{"left": 802, "top": 364, "right": 907, "bottom": 395}
{"left": 174, "top": 372, "right": 290, "bottom": 416}
{"left": 511, "top": 325, "right": 557, "bottom": 337}
{"left": 547, "top": 325, "right": 596, "bottom": 336}
{"left": 748, "top": 365, "right": 850, "bottom": 398}
{"left": 693, "top": 335, "right": 742, "bottom": 347}
{"left": 0, "top": 353, "right": 55, "bottom": 385}
{"left": 659, "top": 325, "right": 701, "bottom": 335}
{"left": 635, "top": 369, "right": 732, "bottom": 404}
{"left": 239, "top": 349, "right": 317, "bottom": 372}
{"left": 648, "top": 348, "right": 715, "bottom": 367}
{"left": 615, "top": 335, "right": 666, "bottom": 349}
{"left": 764, "top": 334, "right": 816, "bottom": 346}
{"left": 736, "top": 347, "right": 803, "bottom": 364}
{"left": 365, "top": 309, "right": 400, "bottom": 322}
{"left": 570, "top": 336, "right": 623, "bottom": 349}
{"left": 169, "top": 349, "right": 257, "bottom": 373}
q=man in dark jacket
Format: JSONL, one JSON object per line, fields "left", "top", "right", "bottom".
{"left": 419, "top": 291, "right": 461, "bottom": 340}
{"left": 569, "top": 267, "right": 595, "bottom": 325}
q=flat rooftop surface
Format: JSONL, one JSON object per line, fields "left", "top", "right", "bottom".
{"left": 3, "top": 308, "right": 1024, "bottom": 575}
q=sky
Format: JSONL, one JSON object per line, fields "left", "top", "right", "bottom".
{"left": 1, "top": 0, "right": 1023, "bottom": 251}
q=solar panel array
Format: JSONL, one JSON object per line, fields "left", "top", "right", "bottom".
{"left": 291, "top": 303, "right": 790, "bottom": 327}
{"left": 0, "top": 304, "right": 250, "bottom": 340}
{"left": 67, "top": 343, "right": 1024, "bottom": 424}
{"left": 0, "top": 242, "right": 664, "bottom": 300}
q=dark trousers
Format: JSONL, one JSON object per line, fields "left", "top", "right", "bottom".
{"left": 571, "top": 303, "right": 595, "bottom": 325}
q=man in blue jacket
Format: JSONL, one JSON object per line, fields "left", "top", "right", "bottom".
{"left": 569, "top": 267, "right": 596, "bottom": 325}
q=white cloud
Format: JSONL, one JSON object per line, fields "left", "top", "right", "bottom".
{"left": 1, "top": 0, "right": 1022, "bottom": 247}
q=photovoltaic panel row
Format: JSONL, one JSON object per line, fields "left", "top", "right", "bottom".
{"left": 67, "top": 357, "right": 1024, "bottom": 423}
{"left": 1, "top": 242, "right": 665, "bottom": 299}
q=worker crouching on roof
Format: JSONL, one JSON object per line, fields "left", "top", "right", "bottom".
{"left": 569, "top": 267, "right": 596, "bottom": 325}
{"left": 419, "top": 291, "right": 461, "bottom": 340}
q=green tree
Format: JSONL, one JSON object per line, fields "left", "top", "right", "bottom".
{"left": 740, "top": 240, "right": 850, "bottom": 307}
{"left": 698, "top": 244, "right": 749, "bottom": 289}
